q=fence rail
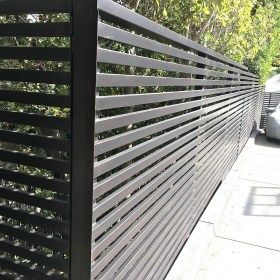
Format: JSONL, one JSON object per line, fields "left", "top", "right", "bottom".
{"left": 0, "top": 0, "right": 264, "bottom": 279}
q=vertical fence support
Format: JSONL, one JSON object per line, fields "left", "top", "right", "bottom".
{"left": 237, "top": 73, "right": 245, "bottom": 154}
{"left": 70, "top": 0, "right": 98, "bottom": 278}
{"left": 193, "top": 52, "right": 207, "bottom": 177}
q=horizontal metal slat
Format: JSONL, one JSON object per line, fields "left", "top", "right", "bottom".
{"left": 92, "top": 156, "right": 197, "bottom": 262}
{"left": 95, "top": 88, "right": 245, "bottom": 134}
{"left": 94, "top": 93, "right": 248, "bottom": 197}
{"left": 96, "top": 85, "right": 251, "bottom": 110}
{"left": 147, "top": 213, "right": 194, "bottom": 280}
{"left": 0, "top": 129, "right": 70, "bottom": 152}
{"left": 0, "top": 149, "right": 70, "bottom": 173}
{"left": 0, "top": 23, "right": 70, "bottom": 37}
{"left": 93, "top": 94, "right": 260, "bottom": 280}
{"left": 123, "top": 168, "right": 210, "bottom": 280}
{"left": 93, "top": 128, "right": 200, "bottom": 218}
{"left": 200, "top": 109, "right": 242, "bottom": 147}
{"left": 191, "top": 149, "right": 231, "bottom": 208}
{"left": 92, "top": 163, "right": 197, "bottom": 278}
{"left": 97, "top": 48, "right": 239, "bottom": 80}
{"left": 94, "top": 123, "right": 199, "bottom": 193}
{"left": 0, "top": 255, "right": 65, "bottom": 280}
{"left": 94, "top": 94, "right": 244, "bottom": 180}
{"left": 191, "top": 151, "right": 236, "bottom": 220}
{"left": 0, "top": 110, "right": 70, "bottom": 130}
{"left": 0, "top": 47, "right": 70, "bottom": 61}
{"left": 94, "top": 132, "right": 198, "bottom": 200}
{"left": 96, "top": 73, "right": 255, "bottom": 88}
{"left": 0, "top": 167, "right": 69, "bottom": 194}
{"left": 144, "top": 147, "right": 235, "bottom": 280}
{"left": 95, "top": 121, "right": 199, "bottom": 180}
{"left": 0, "top": 69, "right": 70, "bottom": 85}
{"left": 155, "top": 155, "right": 236, "bottom": 280}
{"left": 197, "top": 132, "right": 236, "bottom": 169}
{"left": 195, "top": 113, "right": 240, "bottom": 157}
{"left": 98, "top": 0, "right": 248, "bottom": 71}
{"left": 95, "top": 107, "right": 202, "bottom": 156}
{"left": 204, "top": 123, "right": 240, "bottom": 156}
{"left": 239, "top": 75, "right": 259, "bottom": 82}
{"left": 0, "top": 0, "right": 70, "bottom": 14}
{"left": 157, "top": 205, "right": 211, "bottom": 280}
{"left": 92, "top": 135, "right": 199, "bottom": 237}
{"left": 0, "top": 187, "right": 69, "bottom": 215}
{"left": 0, "top": 238, "right": 68, "bottom": 273}
{"left": 95, "top": 86, "right": 259, "bottom": 135}
{"left": 96, "top": 98, "right": 201, "bottom": 134}
{"left": 0, "top": 90, "right": 70, "bottom": 107}
{"left": 92, "top": 103, "right": 245, "bottom": 249}
{"left": 100, "top": 138, "right": 235, "bottom": 279}
{"left": 0, "top": 203, "right": 69, "bottom": 235}
{"left": 0, "top": 271, "right": 15, "bottom": 280}
{"left": 98, "top": 23, "right": 256, "bottom": 78}
{"left": 197, "top": 122, "right": 237, "bottom": 166}
{"left": 160, "top": 225, "right": 199, "bottom": 279}
{"left": 95, "top": 87, "right": 259, "bottom": 156}
{"left": 0, "top": 221, "right": 69, "bottom": 252}
{"left": 109, "top": 169, "right": 197, "bottom": 280}
{"left": 94, "top": 170, "right": 196, "bottom": 279}
{"left": 94, "top": 101, "right": 234, "bottom": 198}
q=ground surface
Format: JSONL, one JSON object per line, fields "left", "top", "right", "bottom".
{"left": 166, "top": 132, "right": 280, "bottom": 280}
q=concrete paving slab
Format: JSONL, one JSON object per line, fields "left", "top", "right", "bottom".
{"left": 196, "top": 234, "right": 280, "bottom": 280}
{"left": 165, "top": 222, "right": 214, "bottom": 280}
{"left": 215, "top": 180, "right": 280, "bottom": 251}
{"left": 200, "top": 170, "right": 239, "bottom": 230}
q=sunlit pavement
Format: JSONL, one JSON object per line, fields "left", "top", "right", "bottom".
{"left": 166, "top": 132, "right": 280, "bottom": 280}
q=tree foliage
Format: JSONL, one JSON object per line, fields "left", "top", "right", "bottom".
{"left": 121, "top": 0, "right": 280, "bottom": 83}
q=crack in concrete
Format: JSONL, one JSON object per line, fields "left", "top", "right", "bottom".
{"left": 239, "top": 177, "right": 280, "bottom": 187}
{"left": 199, "top": 220, "right": 280, "bottom": 253}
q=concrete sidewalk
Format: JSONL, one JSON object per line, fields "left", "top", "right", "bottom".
{"left": 166, "top": 132, "right": 280, "bottom": 280}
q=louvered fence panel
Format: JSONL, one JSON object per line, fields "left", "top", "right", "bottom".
{"left": 92, "top": 1, "right": 263, "bottom": 280}
{"left": 0, "top": 1, "right": 71, "bottom": 279}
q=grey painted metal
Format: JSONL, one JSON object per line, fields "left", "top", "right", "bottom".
{"left": 92, "top": 1, "right": 263, "bottom": 279}
{"left": 98, "top": 22, "right": 257, "bottom": 79}
{"left": 97, "top": 0, "right": 247, "bottom": 71}
{"left": 96, "top": 74, "right": 256, "bottom": 88}
{"left": 0, "top": 0, "right": 70, "bottom": 14}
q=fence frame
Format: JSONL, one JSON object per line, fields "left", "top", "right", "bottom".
{"left": 70, "top": 0, "right": 98, "bottom": 278}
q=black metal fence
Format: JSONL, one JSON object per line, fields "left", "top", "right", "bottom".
{"left": 0, "top": 1, "right": 72, "bottom": 279}
{"left": 0, "top": 0, "right": 264, "bottom": 279}
{"left": 260, "top": 91, "right": 280, "bottom": 129}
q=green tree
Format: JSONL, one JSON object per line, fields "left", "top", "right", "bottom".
{"left": 119, "top": 0, "right": 280, "bottom": 82}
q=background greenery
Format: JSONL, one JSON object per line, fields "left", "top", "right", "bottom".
{"left": 119, "top": 0, "right": 280, "bottom": 83}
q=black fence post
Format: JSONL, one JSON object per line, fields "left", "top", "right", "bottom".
{"left": 70, "top": 0, "right": 98, "bottom": 278}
